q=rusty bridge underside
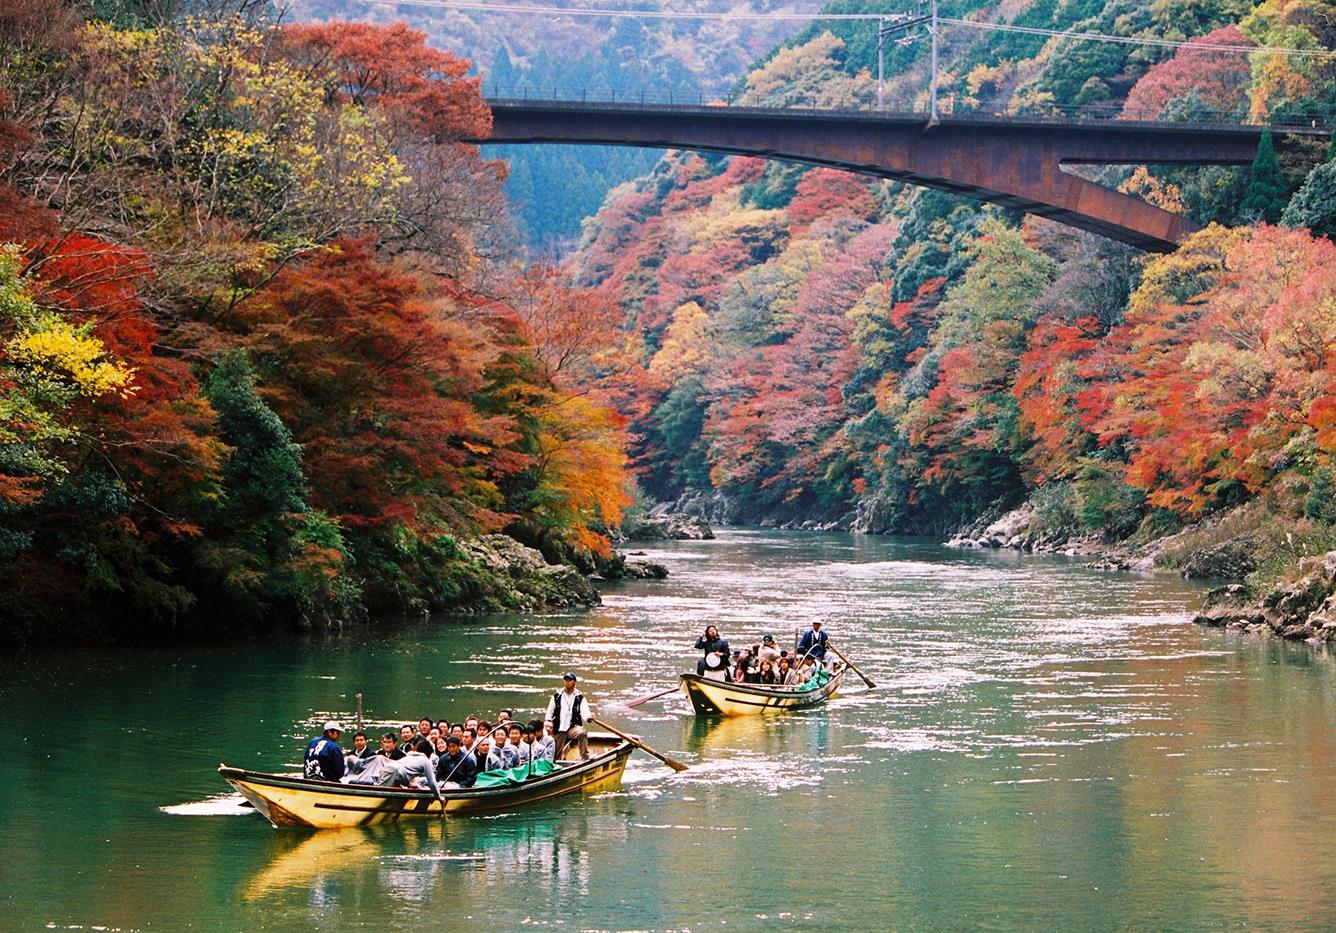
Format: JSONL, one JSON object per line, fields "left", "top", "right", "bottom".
{"left": 482, "top": 100, "right": 1329, "bottom": 251}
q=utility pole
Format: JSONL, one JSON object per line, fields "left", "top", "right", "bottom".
{"left": 876, "top": 5, "right": 934, "bottom": 116}
{"left": 929, "top": 0, "right": 940, "bottom": 124}
{"left": 878, "top": 17, "right": 885, "bottom": 111}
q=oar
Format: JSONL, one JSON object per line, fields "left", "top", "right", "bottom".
{"left": 624, "top": 685, "right": 681, "bottom": 709}
{"left": 591, "top": 718, "right": 689, "bottom": 772}
{"left": 827, "top": 641, "right": 876, "bottom": 689}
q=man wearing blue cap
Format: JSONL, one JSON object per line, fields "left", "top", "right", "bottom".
{"left": 544, "top": 672, "right": 595, "bottom": 761}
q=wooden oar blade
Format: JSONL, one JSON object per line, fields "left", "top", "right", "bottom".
{"left": 624, "top": 685, "right": 681, "bottom": 709}
{"left": 829, "top": 642, "right": 877, "bottom": 689}
{"left": 594, "top": 719, "right": 689, "bottom": 772}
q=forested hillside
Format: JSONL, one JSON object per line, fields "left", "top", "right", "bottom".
{"left": 0, "top": 3, "right": 634, "bottom": 643}
{"left": 290, "top": 0, "right": 826, "bottom": 251}
{"left": 575, "top": 0, "right": 1336, "bottom": 579}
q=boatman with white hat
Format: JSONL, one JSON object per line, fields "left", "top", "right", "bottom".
{"left": 545, "top": 673, "right": 595, "bottom": 761}
{"left": 304, "top": 721, "right": 346, "bottom": 781}
{"left": 797, "top": 620, "right": 830, "bottom": 666}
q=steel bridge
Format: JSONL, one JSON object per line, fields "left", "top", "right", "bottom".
{"left": 480, "top": 99, "right": 1330, "bottom": 251}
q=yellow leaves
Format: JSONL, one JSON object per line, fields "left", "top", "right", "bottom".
{"left": 648, "top": 301, "right": 711, "bottom": 384}
{"left": 1, "top": 244, "right": 135, "bottom": 400}
{"left": 1119, "top": 167, "right": 1185, "bottom": 213}
{"left": 531, "top": 392, "right": 632, "bottom": 551}
{"left": 6, "top": 319, "right": 136, "bottom": 398}
{"left": 1126, "top": 224, "right": 1248, "bottom": 323}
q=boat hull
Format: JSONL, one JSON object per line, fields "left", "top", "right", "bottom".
{"left": 221, "top": 734, "right": 633, "bottom": 829}
{"left": 680, "top": 668, "right": 846, "bottom": 716}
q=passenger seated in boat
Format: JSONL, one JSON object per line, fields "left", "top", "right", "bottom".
{"left": 397, "top": 725, "right": 416, "bottom": 754}
{"left": 304, "top": 721, "right": 346, "bottom": 781}
{"left": 431, "top": 735, "right": 450, "bottom": 766}
{"left": 436, "top": 734, "right": 476, "bottom": 788}
{"left": 732, "top": 649, "right": 752, "bottom": 683}
{"left": 695, "top": 625, "right": 730, "bottom": 677}
{"left": 775, "top": 657, "right": 793, "bottom": 688}
{"left": 344, "top": 731, "right": 375, "bottom": 773}
{"left": 494, "top": 726, "right": 521, "bottom": 769}
{"left": 797, "top": 656, "right": 820, "bottom": 686}
{"left": 507, "top": 723, "right": 530, "bottom": 766}
{"left": 756, "top": 659, "right": 779, "bottom": 685}
{"left": 530, "top": 719, "right": 556, "bottom": 763}
{"left": 376, "top": 738, "right": 440, "bottom": 795}
{"left": 416, "top": 717, "right": 433, "bottom": 740}
{"left": 783, "top": 658, "right": 804, "bottom": 687}
{"left": 461, "top": 727, "right": 476, "bottom": 753}
{"left": 436, "top": 719, "right": 450, "bottom": 737}
{"left": 378, "top": 731, "right": 405, "bottom": 760}
{"left": 758, "top": 635, "right": 781, "bottom": 664}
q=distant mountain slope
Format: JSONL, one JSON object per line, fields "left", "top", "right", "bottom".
{"left": 288, "top": 0, "right": 828, "bottom": 251}
{"left": 571, "top": 0, "right": 1336, "bottom": 549}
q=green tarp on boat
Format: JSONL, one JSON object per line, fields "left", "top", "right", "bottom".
{"left": 472, "top": 758, "right": 555, "bottom": 788}
{"left": 798, "top": 670, "right": 833, "bottom": 692}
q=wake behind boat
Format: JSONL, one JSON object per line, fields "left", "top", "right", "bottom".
{"left": 221, "top": 731, "right": 634, "bottom": 829}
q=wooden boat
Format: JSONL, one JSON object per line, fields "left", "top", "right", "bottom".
{"left": 680, "top": 666, "right": 846, "bottom": 716}
{"left": 220, "top": 731, "right": 633, "bottom": 829}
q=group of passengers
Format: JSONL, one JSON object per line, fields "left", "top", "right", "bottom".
{"left": 694, "top": 620, "right": 834, "bottom": 687}
{"left": 303, "top": 672, "right": 596, "bottom": 794}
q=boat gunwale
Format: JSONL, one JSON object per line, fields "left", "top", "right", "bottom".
{"left": 679, "top": 667, "right": 846, "bottom": 701}
{"left": 220, "top": 738, "right": 632, "bottom": 803}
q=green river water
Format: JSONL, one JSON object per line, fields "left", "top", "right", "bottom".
{"left": 5, "top": 530, "right": 1336, "bottom": 930}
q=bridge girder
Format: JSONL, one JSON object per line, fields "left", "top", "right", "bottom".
{"left": 482, "top": 101, "right": 1329, "bottom": 252}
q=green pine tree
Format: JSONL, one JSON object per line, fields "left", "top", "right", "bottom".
{"left": 1240, "top": 130, "right": 1290, "bottom": 223}
{"left": 201, "top": 352, "right": 356, "bottom": 621}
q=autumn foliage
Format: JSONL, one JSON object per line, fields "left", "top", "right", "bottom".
{"left": 0, "top": 11, "right": 629, "bottom": 641}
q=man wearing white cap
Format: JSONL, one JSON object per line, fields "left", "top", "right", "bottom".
{"left": 544, "top": 673, "right": 595, "bottom": 761}
{"left": 304, "top": 721, "right": 346, "bottom": 781}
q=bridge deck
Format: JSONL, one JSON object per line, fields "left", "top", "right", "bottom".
{"left": 480, "top": 100, "right": 1330, "bottom": 250}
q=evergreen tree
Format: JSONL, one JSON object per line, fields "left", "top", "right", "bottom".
{"left": 1240, "top": 130, "right": 1289, "bottom": 223}
{"left": 200, "top": 352, "right": 355, "bottom": 621}
{"left": 1281, "top": 160, "right": 1336, "bottom": 240}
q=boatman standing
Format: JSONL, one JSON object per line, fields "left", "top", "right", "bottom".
{"left": 797, "top": 620, "right": 829, "bottom": 666}
{"left": 304, "top": 721, "right": 346, "bottom": 781}
{"left": 545, "top": 672, "right": 595, "bottom": 761}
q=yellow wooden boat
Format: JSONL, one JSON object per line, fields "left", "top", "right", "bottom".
{"left": 220, "top": 731, "right": 633, "bottom": 829}
{"left": 680, "top": 666, "right": 846, "bottom": 716}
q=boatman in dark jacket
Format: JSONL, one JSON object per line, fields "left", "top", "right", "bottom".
{"left": 797, "top": 620, "right": 829, "bottom": 665}
{"left": 545, "top": 672, "right": 595, "bottom": 761}
{"left": 694, "top": 625, "right": 730, "bottom": 677}
{"left": 435, "top": 735, "right": 477, "bottom": 788}
{"left": 304, "top": 720, "right": 346, "bottom": 781}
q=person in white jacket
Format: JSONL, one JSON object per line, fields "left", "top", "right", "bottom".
{"left": 544, "top": 672, "right": 595, "bottom": 761}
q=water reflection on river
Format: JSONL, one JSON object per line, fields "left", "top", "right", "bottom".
{"left": 5, "top": 530, "right": 1336, "bottom": 930}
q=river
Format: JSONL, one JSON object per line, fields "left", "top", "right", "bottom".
{"left": 4, "top": 530, "right": 1336, "bottom": 930}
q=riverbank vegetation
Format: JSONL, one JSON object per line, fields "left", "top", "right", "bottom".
{"left": 0, "top": 3, "right": 632, "bottom": 643}
{"left": 573, "top": 0, "right": 1336, "bottom": 599}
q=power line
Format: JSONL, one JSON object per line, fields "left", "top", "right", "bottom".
{"left": 942, "top": 17, "right": 1336, "bottom": 60}
{"left": 344, "top": 0, "right": 902, "bottom": 22}
{"left": 342, "top": 0, "right": 1336, "bottom": 61}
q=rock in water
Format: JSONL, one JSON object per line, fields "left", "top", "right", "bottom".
{"left": 622, "top": 513, "right": 715, "bottom": 541}
{"left": 460, "top": 535, "right": 599, "bottom": 611}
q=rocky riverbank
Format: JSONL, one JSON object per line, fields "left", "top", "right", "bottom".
{"left": 1194, "top": 552, "right": 1336, "bottom": 643}
{"left": 451, "top": 534, "right": 668, "bottom": 614}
